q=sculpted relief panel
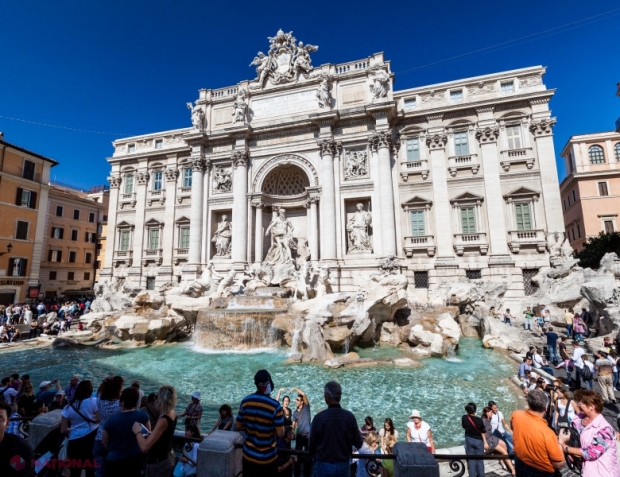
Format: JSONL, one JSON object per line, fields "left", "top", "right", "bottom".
{"left": 343, "top": 149, "right": 369, "bottom": 180}
{"left": 212, "top": 165, "right": 232, "bottom": 193}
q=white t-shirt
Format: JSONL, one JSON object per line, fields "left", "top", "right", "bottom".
{"left": 532, "top": 353, "right": 545, "bottom": 369}
{"left": 571, "top": 347, "right": 585, "bottom": 369}
{"left": 490, "top": 411, "right": 506, "bottom": 433}
{"left": 379, "top": 428, "right": 399, "bottom": 440}
{"left": 407, "top": 421, "right": 431, "bottom": 446}
{"left": 61, "top": 397, "right": 99, "bottom": 440}
{"left": 0, "top": 386, "right": 19, "bottom": 404}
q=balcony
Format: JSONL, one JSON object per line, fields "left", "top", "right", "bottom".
{"left": 142, "top": 248, "right": 163, "bottom": 266}
{"left": 447, "top": 154, "right": 480, "bottom": 177}
{"left": 173, "top": 247, "right": 189, "bottom": 266}
{"left": 113, "top": 250, "right": 133, "bottom": 267}
{"left": 147, "top": 189, "right": 165, "bottom": 206}
{"left": 508, "top": 229, "right": 546, "bottom": 253}
{"left": 400, "top": 160, "right": 429, "bottom": 181}
{"left": 177, "top": 186, "right": 192, "bottom": 203}
{"left": 403, "top": 235, "right": 435, "bottom": 257}
{"left": 453, "top": 233, "right": 488, "bottom": 256}
{"left": 119, "top": 192, "right": 136, "bottom": 209}
{"left": 499, "top": 148, "right": 535, "bottom": 172}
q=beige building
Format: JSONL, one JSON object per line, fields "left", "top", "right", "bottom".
{"left": 560, "top": 130, "right": 620, "bottom": 250}
{"left": 40, "top": 184, "right": 108, "bottom": 299}
{"left": 102, "top": 31, "right": 565, "bottom": 300}
{"left": 87, "top": 185, "right": 110, "bottom": 283}
{"left": 0, "top": 133, "right": 56, "bottom": 304}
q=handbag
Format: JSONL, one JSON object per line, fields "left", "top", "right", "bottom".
{"left": 556, "top": 400, "right": 572, "bottom": 429}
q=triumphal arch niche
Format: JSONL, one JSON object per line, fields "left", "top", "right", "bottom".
{"left": 104, "top": 28, "right": 563, "bottom": 296}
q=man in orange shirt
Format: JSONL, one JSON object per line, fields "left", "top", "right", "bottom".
{"left": 511, "top": 389, "right": 565, "bottom": 477}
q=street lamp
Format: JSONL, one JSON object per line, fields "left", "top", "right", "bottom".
{"left": 0, "top": 243, "right": 13, "bottom": 256}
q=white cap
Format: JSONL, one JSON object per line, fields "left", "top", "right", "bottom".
{"left": 39, "top": 381, "right": 52, "bottom": 389}
{"left": 191, "top": 391, "right": 201, "bottom": 400}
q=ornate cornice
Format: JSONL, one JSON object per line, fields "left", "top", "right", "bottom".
{"left": 108, "top": 175, "right": 122, "bottom": 188}
{"left": 475, "top": 126, "right": 500, "bottom": 144}
{"left": 425, "top": 133, "right": 448, "bottom": 150}
{"left": 232, "top": 149, "right": 249, "bottom": 169}
{"left": 529, "top": 118, "right": 556, "bottom": 137}
{"left": 317, "top": 139, "right": 338, "bottom": 157}
{"left": 164, "top": 167, "right": 179, "bottom": 182}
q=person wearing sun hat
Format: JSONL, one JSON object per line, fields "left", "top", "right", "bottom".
{"left": 235, "top": 369, "right": 284, "bottom": 477}
{"left": 180, "top": 391, "right": 203, "bottom": 430}
{"left": 406, "top": 409, "right": 435, "bottom": 453}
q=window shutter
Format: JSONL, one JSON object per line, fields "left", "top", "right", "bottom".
{"left": 51, "top": 228, "right": 55, "bottom": 239}
{"left": 15, "top": 188, "right": 23, "bottom": 206}
{"left": 58, "top": 251, "right": 62, "bottom": 262}
{"left": 461, "top": 208, "right": 476, "bottom": 233}
{"left": 48, "top": 250, "right": 53, "bottom": 262}
{"left": 20, "top": 259, "right": 27, "bottom": 276}
{"left": 7, "top": 258, "right": 14, "bottom": 276}
{"left": 59, "top": 228, "right": 64, "bottom": 239}
{"left": 29, "top": 191, "right": 37, "bottom": 209}
{"left": 410, "top": 211, "right": 425, "bottom": 236}
{"left": 85, "top": 232, "right": 89, "bottom": 242}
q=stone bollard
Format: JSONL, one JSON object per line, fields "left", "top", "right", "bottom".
{"left": 393, "top": 442, "right": 439, "bottom": 477}
{"left": 196, "top": 430, "right": 244, "bottom": 477}
{"left": 29, "top": 410, "right": 63, "bottom": 451}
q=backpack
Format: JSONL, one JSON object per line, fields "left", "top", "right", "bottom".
{"left": 0, "top": 387, "right": 8, "bottom": 403}
{"left": 581, "top": 364, "right": 592, "bottom": 381}
{"left": 561, "top": 427, "right": 583, "bottom": 474}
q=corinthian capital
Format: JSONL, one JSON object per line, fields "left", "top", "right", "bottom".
{"left": 475, "top": 126, "right": 499, "bottom": 144}
{"left": 425, "top": 133, "right": 448, "bottom": 150}
{"left": 190, "top": 156, "right": 206, "bottom": 173}
{"left": 368, "top": 130, "right": 394, "bottom": 152}
{"left": 107, "top": 175, "right": 122, "bottom": 188}
{"left": 165, "top": 167, "right": 179, "bottom": 182}
{"left": 232, "top": 149, "right": 249, "bottom": 169}
{"left": 317, "top": 139, "right": 338, "bottom": 157}
{"left": 529, "top": 118, "right": 556, "bottom": 137}
{"left": 135, "top": 171, "right": 150, "bottom": 185}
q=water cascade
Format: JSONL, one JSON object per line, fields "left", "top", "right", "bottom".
{"left": 343, "top": 335, "right": 350, "bottom": 355}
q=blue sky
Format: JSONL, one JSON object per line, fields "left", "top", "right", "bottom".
{"left": 1, "top": 0, "right": 619, "bottom": 189}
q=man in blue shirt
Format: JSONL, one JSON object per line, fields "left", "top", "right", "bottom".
{"left": 290, "top": 387, "right": 311, "bottom": 477}
{"left": 35, "top": 380, "right": 61, "bottom": 407}
{"left": 541, "top": 327, "right": 559, "bottom": 364}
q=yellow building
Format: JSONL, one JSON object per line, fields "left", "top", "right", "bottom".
{"left": 0, "top": 133, "right": 57, "bottom": 304}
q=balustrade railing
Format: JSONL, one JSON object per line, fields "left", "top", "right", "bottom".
{"left": 335, "top": 60, "right": 369, "bottom": 74}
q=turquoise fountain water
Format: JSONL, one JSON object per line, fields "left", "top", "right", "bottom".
{"left": 0, "top": 338, "right": 521, "bottom": 447}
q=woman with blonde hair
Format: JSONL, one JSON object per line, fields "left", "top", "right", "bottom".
{"left": 133, "top": 385, "right": 178, "bottom": 477}
{"left": 355, "top": 431, "right": 380, "bottom": 477}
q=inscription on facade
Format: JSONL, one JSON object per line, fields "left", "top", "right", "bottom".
{"left": 251, "top": 90, "right": 318, "bottom": 119}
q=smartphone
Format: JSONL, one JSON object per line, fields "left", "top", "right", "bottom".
{"left": 139, "top": 424, "right": 151, "bottom": 436}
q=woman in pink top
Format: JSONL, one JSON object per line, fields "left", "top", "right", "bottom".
{"left": 559, "top": 390, "right": 619, "bottom": 477}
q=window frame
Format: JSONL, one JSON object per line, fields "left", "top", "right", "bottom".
{"left": 124, "top": 174, "right": 135, "bottom": 194}
{"left": 155, "top": 139, "right": 163, "bottom": 149}
{"left": 182, "top": 168, "right": 192, "bottom": 188}
{"left": 73, "top": 209, "right": 80, "bottom": 220}
{"left": 88, "top": 212, "right": 95, "bottom": 223}
{"left": 500, "top": 81, "right": 515, "bottom": 94}
{"left": 598, "top": 181, "right": 609, "bottom": 197}
{"left": 179, "top": 226, "right": 190, "bottom": 249}
{"left": 460, "top": 206, "right": 477, "bottom": 233}
{"left": 119, "top": 230, "right": 131, "bottom": 251}
{"left": 84, "top": 272, "right": 91, "bottom": 281}
{"left": 405, "top": 138, "right": 420, "bottom": 162}
{"left": 148, "top": 228, "right": 160, "bottom": 250}
{"left": 49, "top": 250, "right": 62, "bottom": 262}
{"left": 15, "top": 220, "right": 29, "bottom": 240}
{"left": 85, "top": 252, "right": 93, "bottom": 264}
{"left": 68, "top": 251, "right": 77, "bottom": 263}
{"left": 615, "top": 143, "right": 620, "bottom": 162}
{"left": 67, "top": 271, "right": 75, "bottom": 281}
{"left": 49, "top": 271, "right": 57, "bottom": 280}
{"left": 588, "top": 145, "right": 605, "bottom": 164}
{"left": 152, "top": 170, "right": 163, "bottom": 191}
{"left": 8, "top": 257, "right": 27, "bottom": 277}
{"left": 71, "top": 229, "right": 78, "bottom": 241}
{"left": 127, "top": 143, "right": 136, "bottom": 153}
{"left": 505, "top": 124, "right": 522, "bottom": 150}
{"left": 449, "top": 89, "right": 463, "bottom": 103}
{"left": 409, "top": 210, "right": 426, "bottom": 237}
{"left": 22, "top": 159, "right": 36, "bottom": 180}
{"left": 56, "top": 205, "right": 63, "bottom": 217}
{"left": 514, "top": 202, "right": 533, "bottom": 231}
{"left": 404, "top": 98, "right": 417, "bottom": 111}
{"left": 453, "top": 131, "right": 469, "bottom": 156}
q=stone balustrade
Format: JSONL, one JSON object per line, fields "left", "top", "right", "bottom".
{"left": 453, "top": 232, "right": 488, "bottom": 256}
{"left": 399, "top": 160, "right": 429, "bottom": 181}
{"left": 507, "top": 229, "right": 546, "bottom": 253}
{"left": 499, "top": 147, "right": 535, "bottom": 171}
{"left": 447, "top": 153, "right": 480, "bottom": 176}
{"left": 403, "top": 235, "right": 436, "bottom": 257}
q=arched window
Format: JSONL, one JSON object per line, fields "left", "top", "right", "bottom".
{"left": 614, "top": 142, "right": 620, "bottom": 162}
{"left": 588, "top": 145, "right": 605, "bottom": 164}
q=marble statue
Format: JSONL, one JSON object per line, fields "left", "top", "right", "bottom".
{"left": 316, "top": 77, "right": 332, "bottom": 109}
{"left": 232, "top": 89, "right": 248, "bottom": 124}
{"left": 211, "top": 215, "right": 232, "bottom": 257}
{"left": 344, "top": 150, "right": 368, "bottom": 179}
{"left": 315, "top": 266, "right": 333, "bottom": 298}
{"left": 547, "top": 232, "right": 564, "bottom": 258}
{"left": 186, "top": 101, "right": 205, "bottom": 131}
{"left": 293, "top": 41, "right": 318, "bottom": 81}
{"left": 214, "top": 269, "right": 236, "bottom": 298}
{"left": 212, "top": 166, "right": 232, "bottom": 193}
{"left": 264, "top": 208, "right": 295, "bottom": 264}
{"left": 370, "top": 68, "right": 390, "bottom": 101}
{"left": 250, "top": 52, "right": 272, "bottom": 88}
{"left": 294, "top": 261, "right": 310, "bottom": 300}
{"left": 347, "top": 203, "right": 373, "bottom": 252}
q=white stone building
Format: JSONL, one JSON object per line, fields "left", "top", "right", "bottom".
{"left": 101, "top": 31, "right": 563, "bottom": 299}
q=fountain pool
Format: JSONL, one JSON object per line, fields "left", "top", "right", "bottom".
{"left": 0, "top": 338, "right": 522, "bottom": 447}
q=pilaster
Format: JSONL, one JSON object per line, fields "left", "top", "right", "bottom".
{"left": 231, "top": 148, "right": 249, "bottom": 269}
{"left": 130, "top": 169, "right": 149, "bottom": 281}
{"left": 318, "top": 139, "right": 338, "bottom": 262}
{"left": 101, "top": 174, "right": 121, "bottom": 278}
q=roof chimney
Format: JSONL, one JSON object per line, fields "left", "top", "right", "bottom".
{"left": 0, "top": 132, "right": 4, "bottom": 141}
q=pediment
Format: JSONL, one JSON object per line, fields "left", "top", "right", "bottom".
{"left": 117, "top": 220, "right": 134, "bottom": 229}
{"left": 175, "top": 215, "right": 190, "bottom": 224}
{"left": 450, "top": 192, "right": 484, "bottom": 204}
{"left": 401, "top": 195, "right": 432, "bottom": 209}
{"left": 504, "top": 186, "right": 540, "bottom": 200}
{"left": 145, "top": 218, "right": 163, "bottom": 226}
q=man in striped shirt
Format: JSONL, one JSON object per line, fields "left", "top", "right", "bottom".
{"left": 236, "top": 369, "right": 284, "bottom": 477}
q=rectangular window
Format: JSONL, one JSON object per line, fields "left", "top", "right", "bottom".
{"left": 410, "top": 210, "right": 425, "bottom": 236}
{"left": 149, "top": 229, "right": 160, "bottom": 250}
{"left": 563, "top": 200, "right": 566, "bottom": 211}
{"left": 71, "top": 230, "right": 78, "bottom": 241}
{"left": 414, "top": 271, "right": 428, "bottom": 289}
{"left": 466, "top": 270, "right": 482, "bottom": 280}
{"left": 128, "top": 144, "right": 135, "bottom": 153}
{"left": 180, "top": 227, "right": 190, "bottom": 249}
{"left": 404, "top": 98, "right": 416, "bottom": 111}
{"left": 49, "top": 271, "right": 57, "bottom": 280}
{"left": 450, "top": 90, "right": 463, "bottom": 103}
{"left": 572, "top": 190, "right": 576, "bottom": 202}
{"left": 454, "top": 131, "right": 469, "bottom": 156}
{"left": 84, "top": 272, "right": 91, "bottom": 281}
{"left": 523, "top": 269, "right": 539, "bottom": 296}
{"left": 51, "top": 227, "right": 64, "bottom": 239}
{"left": 73, "top": 209, "right": 80, "bottom": 220}
{"left": 120, "top": 230, "right": 130, "bottom": 251}
{"left": 605, "top": 220, "right": 614, "bottom": 233}
{"left": 598, "top": 182, "right": 609, "bottom": 196}
{"left": 49, "top": 250, "right": 62, "bottom": 262}
{"left": 501, "top": 81, "right": 515, "bottom": 94}
{"left": 89, "top": 212, "right": 95, "bottom": 223}
{"left": 183, "top": 168, "right": 192, "bottom": 188}
{"left": 15, "top": 221, "right": 28, "bottom": 240}
{"left": 577, "top": 224, "right": 581, "bottom": 238}
{"left": 17, "top": 189, "right": 31, "bottom": 208}
{"left": 515, "top": 203, "right": 532, "bottom": 230}
{"left": 155, "top": 139, "right": 163, "bottom": 149}
{"left": 85, "top": 253, "right": 92, "bottom": 264}
{"left": 69, "top": 251, "right": 77, "bottom": 263}
{"left": 406, "top": 138, "right": 420, "bottom": 162}
{"left": 146, "top": 277, "right": 156, "bottom": 290}
{"left": 89, "top": 232, "right": 96, "bottom": 243}
{"left": 68, "top": 272, "right": 75, "bottom": 281}
{"left": 22, "top": 160, "right": 35, "bottom": 180}
{"left": 124, "top": 175, "right": 134, "bottom": 194}
{"left": 460, "top": 207, "right": 476, "bottom": 233}
{"left": 567, "top": 196, "right": 571, "bottom": 206}
{"left": 153, "top": 171, "right": 163, "bottom": 191}
{"left": 8, "top": 258, "right": 27, "bottom": 277}
{"left": 56, "top": 205, "right": 63, "bottom": 217}
{"left": 506, "top": 125, "right": 522, "bottom": 150}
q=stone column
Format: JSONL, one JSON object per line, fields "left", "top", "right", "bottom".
{"left": 130, "top": 170, "right": 149, "bottom": 282}
{"left": 318, "top": 139, "right": 337, "bottom": 261}
{"left": 185, "top": 157, "right": 206, "bottom": 276}
{"left": 159, "top": 165, "right": 179, "bottom": 280}
{"left": 101, "top": 174, "right": 122, "bottom": 277}
{"left": 371, "top": 131, "right": 397, "bottom": 257}
{"left": 231, "top": 149, "right": 249, "bottom": 268}
{"left": 476, "top": 126, "right": 510, "bottom": 257}
{"left": 308, "top": 197, "right": 319, "bottom": 261}
{"left": 530, "top": 118, "right": 564, "bottom": 233}
{"left": 253, "top": 202, "right": 264, "bottom": 264}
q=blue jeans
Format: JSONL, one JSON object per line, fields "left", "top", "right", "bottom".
{"left": 547, "top": 345, "right": 558, "bottom": 363}
{"left": 584, "top": 379, "right": 593, "bottom": 390}
{"left": 465, "top": 436, "right": 485, "bottom": 477}
{"left": 92, "top": 439, "right": 107, "bottom": 477}
{"left": 575, "top": 332, "right": 583, "bottom": 342}
{"left": 504, "top": 318, "right": 512, "bottom": 327}
{"left": 313, "top": 460, "right": 350, "bottom": 477}
{"left": 539, "top": 366, "right": 554, "bottom": 376}
{"left": 566, "top": 324, "right": 572, "bottom": 337}
{"left": 613, "top": 371, "right": 618, "bottom": 389}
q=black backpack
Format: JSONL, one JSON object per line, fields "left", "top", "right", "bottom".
{"left": 581, "top": 364, "right": 592, "bottom": 381}
{"left": 560, "top": 427, "right": 583, "bottom": 474}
